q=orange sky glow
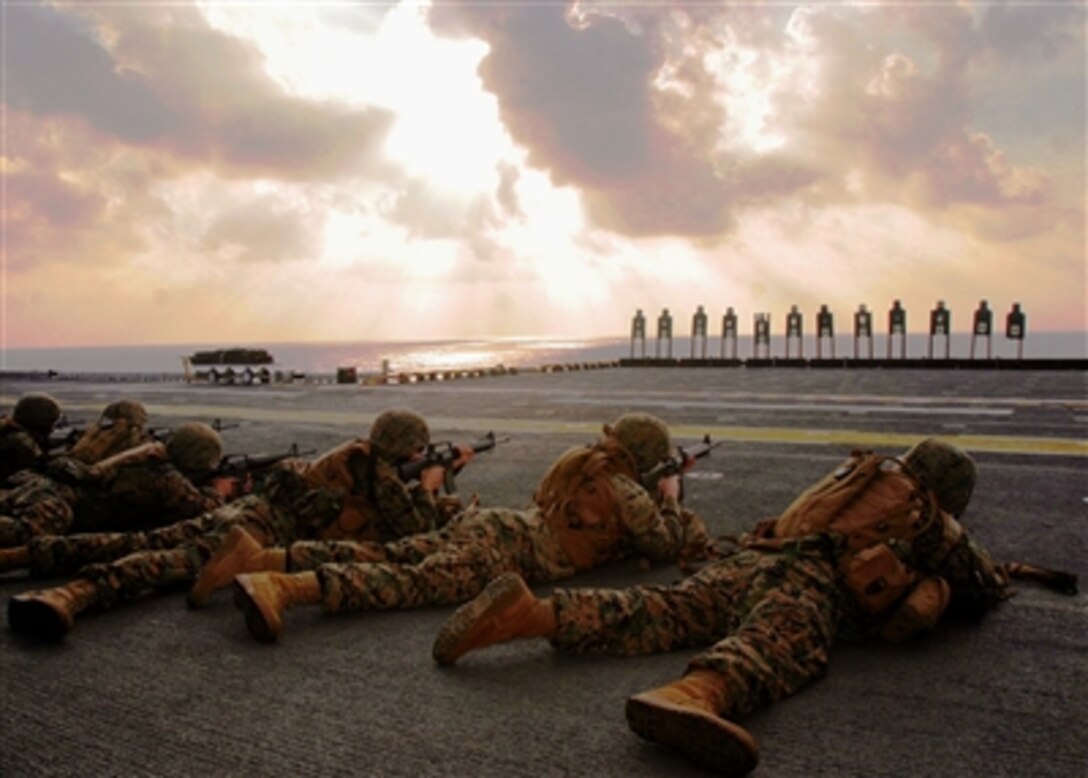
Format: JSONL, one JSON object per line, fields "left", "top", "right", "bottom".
{"left": 2, "top": 1, "right": 1085, "bottom": 348}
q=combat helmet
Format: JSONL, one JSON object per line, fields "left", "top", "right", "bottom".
{"left": 166, "top": 422, "right": 224, "bottom": 474}
{"left": 101, "top": 399, "right": 149, "bottom": 427}
{"left": 370, "top": 408, "right": 430, "bottom": 462}
{"left": 903, "top": 438, "right": 977, "bottom": 517}
{"left": 12, "top": 393, "right": 62, "bottom": 433}
{"left": 606, "top": 413, "right": 671, "bottom": 473}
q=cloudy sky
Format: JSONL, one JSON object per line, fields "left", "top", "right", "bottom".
{"left": 3, "top": 0, "right": 1084, "bottom": 348}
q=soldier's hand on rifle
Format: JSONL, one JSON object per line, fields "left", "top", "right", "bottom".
{"left": 419, "top": 465, "right": 447, "bottom": 493}
{"left": 658, "top": 473, "right": 682, "bottom": 500}
{"left": 451, "top": 444, "right": 475, "bottom": 471}
{"left": 211, "top": 475, "right": 248, "bottom": 501}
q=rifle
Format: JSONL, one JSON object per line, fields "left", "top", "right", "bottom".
{"left": 397, "top": 431, "right": 511, "bottom": 493}
{"left": 640, "top": 434, "right": 723, "bottom": 498}
{"left": 149, "top": 418, "right": 241, "bottom": 442}
{"left": 46, "top": 416, "right": 101, "bottom": 451}
{"left": 213, "top": 443, "right": 316, "bottom": 480}
{"left": 1002, "top": 562, "right": 1078, "bottom": 596}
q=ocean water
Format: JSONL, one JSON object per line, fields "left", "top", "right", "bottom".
{"left": 0, "top": 337, "right": 630, "bottom": 375}
{"left": 1, "top": 331, "right": 1084, "bottom": 375}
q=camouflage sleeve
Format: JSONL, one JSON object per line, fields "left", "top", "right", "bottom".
{"left": 155, "top": 468, "right": 224, "bottom": 516}
{"left": 371, "top": 459, "right": 440, "bottom": 538}
{"left": 938, "top": 533, "right": 1010, "bottom": 618}
{"left": 42, "top": 455, "right": 94, "bottom": 485}
{"left": 909, "top": 511, "right": 1010, "bottom": 619}
{"left": 0, "top": 432, "right": 42, "bottom": 481}
{"left": 610, "top": 474, "right": 684, "bottom": 562}
{"left": 677, "top": 507, "right": 716, "bottom": 562}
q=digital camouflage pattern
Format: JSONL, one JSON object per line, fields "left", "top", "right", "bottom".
{"left": 16, "top": 442, "right": 451, "bottom": 610}
{"left": 550, "top": 540, "right": 846, "bottom": 721}
{"left": 12, "top": 393, "right": 61, "bottom": 434}
{"left": 541, "top": 487, "right": 1010, "bottom": 723}
{"left": 23, "top": 466, "right": 323, "bottom": 579}
{"left": 67, "top": 401, "right": 151, "bottom": 464}
{"left": 894, "top": 506, "right": 1009, "bottom": 619}
{"left": 0, "top": 473, "right": 78, "bottom": 547}
{"left": 0, "top": 420, "right": 46, "bottom": 486}
{"left": 305, "top": 507, "right": 574, "bottom": 613}
{"left": 69, "top": 454, "right": 223, "bottom": 534}
{"left": 607, "top": 413, "right": 671, "bottom": 474}
{"left": 762, "top": 452, "right": 1000, "bottom": 623}
{"left": 284, "top": 471, "right": 708, "bottom": 615}
{"left": 0, "top": 447, "right": 221, "bottom": 547}
{"left": 101, "top": 400, "right": 150, "bottom": 427}
{"left": 1, "top": 394, "right": 61, "bottom": 485}
{"left": 73, "top": 479, "right": 339, "bottom": 610}
{"left": 369, "top": 408, "right": 430, "bottom": 462}
{"left": 302, "top": 441, "right": 443, "bottom": 542}
{"left": 165, "top": 422, "right": 224, "bottom": 474}
{"left": 902, "top": 438, "right": 977, "bottom": 518}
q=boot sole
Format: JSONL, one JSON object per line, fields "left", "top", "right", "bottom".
{"left": 232, "top": 577, "right": 279, "bottom": 643}
{"left": 8, "top": 594, "right": 72, "bottom": 641}
{"left": 626, "top": 691, "right": 759, "bottom": 776}
{"left": 431, "top": 572, "right": 525, "bottom": 666}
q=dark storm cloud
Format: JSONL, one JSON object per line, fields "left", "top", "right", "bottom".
{"left": 4, "top": 2, "right": 395, "bottom": 180}
{"left": 976, "top": 2, "right": 1082, "bottom": 60}
{"left": 4, "top": 4, "right": 181, "bottom": 142}
{"left": 428, "top": 1, "right": 740, "bottom": 237}
{"left": 429, "top": 2, "right": 1068, "bottom": 241}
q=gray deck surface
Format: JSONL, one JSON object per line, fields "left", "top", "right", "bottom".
{"left": 1, "top": 367, "right": 1085, "bottom": 777}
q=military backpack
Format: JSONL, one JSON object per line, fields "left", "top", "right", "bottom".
{"left": 773, "top": 450, "right": 939, "bottom": 616}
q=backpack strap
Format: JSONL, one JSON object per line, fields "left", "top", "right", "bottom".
{"left": 774, "top": 450, "right": 887, "bottom": 539}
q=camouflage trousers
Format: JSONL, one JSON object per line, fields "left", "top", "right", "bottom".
{"left": 0, "top": 474, "right": 76, "bottom": 547}
{"left": 550, "top": 540, "right": 847, "bottom": 721}
{"left": 42, "top": 495, "right": 304, "bottom": 610}
{"left": 290, "top": 508, "right": 577, "bottom": 614}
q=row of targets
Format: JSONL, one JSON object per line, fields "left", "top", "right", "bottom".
{"left": 630, "top": 301, "right": 1027, "bottom": 360}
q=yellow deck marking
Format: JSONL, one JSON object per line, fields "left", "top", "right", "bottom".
{"left": 37, "top": 400, "right": 1088, "bottom": 458}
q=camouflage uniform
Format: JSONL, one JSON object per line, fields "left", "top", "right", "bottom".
{"left": 285, "top": 471, "right": 705, "bottom": 614}
{"left": 0, "top": 394, "right": 61, "bottom": 485}
{"left": 0, "top": 418, "right": 47, "bottom": 486}
{"left": 18, "top": 442, "right": 444, "bottom": 609}
{"left": 0, "top": 472, "right": 78, "bottom": 549}
{"left": 0, "top": 445, "right": 221, "bottom": 547}
{"left": 301, "top": 440, "right": 443, "bottom": 542}
{"left": 66, "top": 400, "right": 152, "bottom": 464}
{"left": 542, "top": 472, "right": 1009, "bottom": 722}
{"left": 58, "top": 468, "right": 333, "bottom": 609}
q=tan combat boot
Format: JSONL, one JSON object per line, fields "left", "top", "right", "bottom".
{"left": 626, "top": 670, "right": 760, "bottom": 777}
{"left": 0, "top": 545, "right": 30, "bottom": 573}
{"left": 233, "top": 571, "right": 320, "bottom": 643}
{"left": 187, "top": 525, "right": 286, "bottom": 608}
{"left": 7, "top": 579, "right": 100, "bottom": 641}
{"left": 431, "top": 572, "right": 556, "bottom": 666}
